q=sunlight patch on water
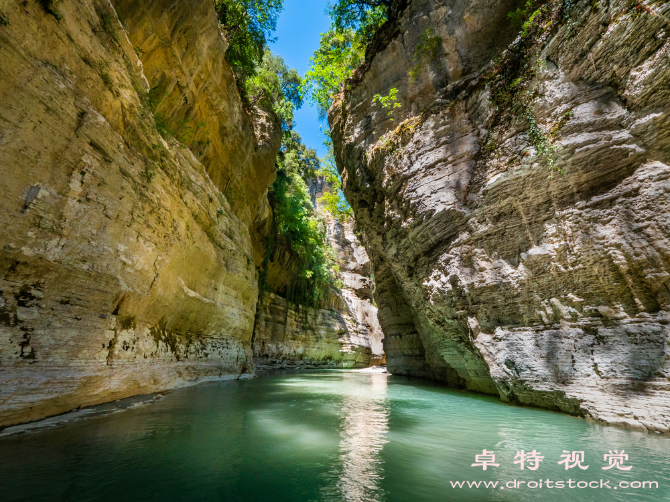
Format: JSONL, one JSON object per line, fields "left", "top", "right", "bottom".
{"left": 251, "top": 409, "right": 336, "bottom": 449}
{"left": 336, "top": 373, "right": 389, "bottom": 502}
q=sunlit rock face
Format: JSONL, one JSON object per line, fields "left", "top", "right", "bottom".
{"left": 316, "top": 181, "right": 385, "bottom": 365}
{"left": 0, "top": 0, "right": 280, "bottom": 426}
{"left": 331, "top": 0, "right": 670, "bottom": 431}
{"left": 252, "top": 180, "right": 385, "bottom": 368}
{"left": 112, "top": 0, "right": 282, "bottom": 259}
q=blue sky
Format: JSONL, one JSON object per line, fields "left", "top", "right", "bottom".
{"left": 271, "top": 0, "right": 331, "bottom": 157}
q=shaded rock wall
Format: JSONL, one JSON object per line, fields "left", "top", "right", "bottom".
{"left": 252, "top": 179, "right": 385, "bottom": 368}
{"left": 0, "top": 0, "right": 280, "bottom": 426}
{"left": 331, "top": 0, "right": 670, "bottom": 431}
{"left": 252, "top": 292, "right": 372, "bottom": 369}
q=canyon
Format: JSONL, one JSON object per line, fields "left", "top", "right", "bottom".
{"left": 0, "top": 0, "right": 668, "bottom": 437}
{"left": 0, "top": 0, "right": 379, "bottom": 427}
{"left": 253, "top": 178, "right": 384, "bottom": 369}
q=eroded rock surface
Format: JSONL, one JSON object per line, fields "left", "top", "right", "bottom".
{"left": 323, "top": 203, "right": 385, "bottom": 365}
{"left": 331, "top": 0, "right": 670, "bottom": 431}
{"left": 252, "top": 180, "right": 384, "bottom": 368}
{"left": 0, "top": 0, "right": 280, "bottom": 426}
{"left": 252, "top": 292, "right": 372, "bottom": 369}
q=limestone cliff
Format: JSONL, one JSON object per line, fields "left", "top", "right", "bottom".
{"left": 331, "top": 0, "right": 670, "bottom": 432}
{"left": 252, "top": 179, "right": 384, "bottom": 368}
{"left": 315, "top": 181, "right": 385, "bottom": 365}
{"left": 0, "top": 0, "right": 280, "bottom": 427}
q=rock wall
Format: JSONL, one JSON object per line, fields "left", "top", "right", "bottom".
{"left": 252, "top": 179, "right": 385, "bottom": 368}
{"left": 331, "top": 0, "right": 670, "bottom": 431}
{"left": 252, "top": 292, "right": 372, "bottom": 369}
{"left": 317, "top": 184, "right": 385, "bottom": 364}
{"left": 0, "top": 0, "right": 280, "bottom": 427}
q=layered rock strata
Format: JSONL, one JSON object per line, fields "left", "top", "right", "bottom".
{"left": 252, "top": 292, "right": 372, "bottom": 369}
{"left": 0, "top": 0, "right": 280, "bottom": 426}
{"left": 331, "top": 0, "right": 670, "bottom": 431}
{"left": 252, "top": 180, "right": 385, "bottom": 368}
{"left": 319, "top": 190, "right": 385, "bottom": 365}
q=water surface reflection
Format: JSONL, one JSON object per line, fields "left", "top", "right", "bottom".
{"left": 336, "top": 373, "right": 390, "bottom": 501}
{"left": 0, "top": 370, "right": 668, "bottom": 502}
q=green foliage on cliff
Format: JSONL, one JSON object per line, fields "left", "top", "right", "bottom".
{"left": 268, "top": 134, "right": 336, "bottom": 309}
{"left": 214, "top": 2, "right": 305, "bottom": 130}
{"left": 214, "top": 0, "right": 283, "bottom": 81}
{"left": 373, "top": 87, "right": 401, "bottom": 120}
{"left": 244, "top": 50, "right": 303, "bottom": 130}
{"left": 303, "top": 29, "right": 365, "bottom": 120}
{"left": 318, "top": 151, "right": 353, "bottom": 223}
{"left": 303, "top": 1, "right": 390, "bottom": 119}
{"left": 410, "top": 28, "right": 444, "bottom": 81}
{"left": 507, "top": 0, "right": 536, "bottom": 30}
{"left": 489, "top": 2, "right": 572, "bottom": 177}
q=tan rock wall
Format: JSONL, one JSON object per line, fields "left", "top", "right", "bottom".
{"left": 331, "top": 0, "right": 670, "bottom": 431}
{"left": 253, "top": 292, "right": 371, "bottom": 369}
{"left": 111, "top": 0, "right": 281, "bottom": 258}
{"left": 0, "top": 0, "right": 279, "bottom": 426}
{"left": 251, "top": 179, "right": 385, "bottom": 368}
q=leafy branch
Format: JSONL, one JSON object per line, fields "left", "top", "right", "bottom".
{"left": 373, "top": 88, "right": 401, "bottom": 120}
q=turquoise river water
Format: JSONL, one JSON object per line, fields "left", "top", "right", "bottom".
{"left": 0, "top": 369, "right": 668, "bottom": 501}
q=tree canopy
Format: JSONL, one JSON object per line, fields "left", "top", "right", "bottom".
{"left": 328, "top": 0, "right": 390, "bottom": 43}
{"left": 302, "top": 29, "right": 365, "bottom": 120}
{"left": 214, "top": 0, "right": 283, "bottom": 80}
{"left": 317, "top": 150, "right": 353, "bottom": 223}
{"left": 279, "top": 131, "right": 320, "bottom": 179}
{"left": 244, "top": 51, "right": 303, "bottom": 130}
{"left": 268, "top": 134, "right": 337, "bottom": 308}
{"left": 303, "top": 1, "right": 389, "bottom": 120}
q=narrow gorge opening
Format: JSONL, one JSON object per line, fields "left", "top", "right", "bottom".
{"left": 1, "top": 0, "right": 669, "bottom": 500}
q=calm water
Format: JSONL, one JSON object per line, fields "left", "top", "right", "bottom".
{"left": 0, "top": 370, "right": 668, "bottom": 502}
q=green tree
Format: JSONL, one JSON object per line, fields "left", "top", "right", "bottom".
{"left": 302, "top": 29, "right": 365, "bottom": 120}
{"left": 268, "top": 135, "right": 337, "bottom": 308}
{"left": 328, "top": 0, "right": 390, "bottom": 43}
{"left": 245, "top": 50, "right": 303, "bottom": 129}
{"left": 214, "top": 0, "right": 283, "bottom": 81}
{"left": 278, "top": 131, "right": 320, "bottom": 178}
{"left": 303, "top": 2, "right": 390, "bottom": 120}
